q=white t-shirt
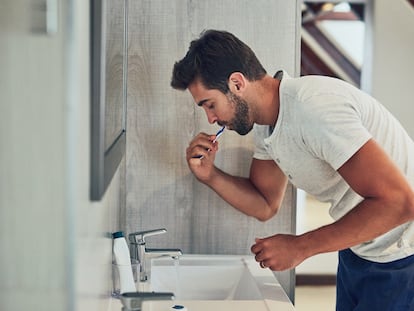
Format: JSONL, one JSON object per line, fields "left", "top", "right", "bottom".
{"left": 254, "top": 71, "right": 414, "bottom": 262}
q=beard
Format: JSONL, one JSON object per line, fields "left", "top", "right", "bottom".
{"left": 226, "top": 91, "right": 254, "bottom": 135}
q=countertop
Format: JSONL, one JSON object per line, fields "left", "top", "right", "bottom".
{"left": 109, "top": 299, "right": 295, "bottom": 311}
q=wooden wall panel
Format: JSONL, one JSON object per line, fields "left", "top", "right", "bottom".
{"left": 125, "top": 0, "right": 300, "bottom": 300}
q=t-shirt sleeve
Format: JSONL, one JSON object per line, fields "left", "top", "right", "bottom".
{"left": 252, "top": 124, "right": 273, "bottom": 160}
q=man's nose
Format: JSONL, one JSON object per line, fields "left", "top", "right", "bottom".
{"left": 206, "top": 111, "right": 218, "bottom": 124}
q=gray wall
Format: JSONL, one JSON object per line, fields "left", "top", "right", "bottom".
{"left": 124, "top": 0, "right": 300, "bottom": 300}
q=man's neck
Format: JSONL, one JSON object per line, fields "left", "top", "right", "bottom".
{"left": 251, "top": 75, "right": 280, "bottom": 126}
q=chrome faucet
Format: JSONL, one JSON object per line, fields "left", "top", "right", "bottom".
{"left": 128, "top": 228, "right": 182, "bottom": 282}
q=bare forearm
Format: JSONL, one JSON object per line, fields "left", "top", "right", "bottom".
{"left": 203, "top": 166, "right": 282, "bottom": 221}
{"left": 298, "top": 196, "right": 414, "bottom": 258}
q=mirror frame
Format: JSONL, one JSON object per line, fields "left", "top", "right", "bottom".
{"left": 90, "top": 0, "right": 128, "bottom": 200}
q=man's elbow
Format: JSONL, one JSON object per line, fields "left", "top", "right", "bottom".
{"left": 254, "top": 205, "right": 280, "bottom": 222}
{"left": 390, "top": 187, "right": 414, "bottom": 223}
{"left": 402, "top": 190, "right": 414, "bottom": 220}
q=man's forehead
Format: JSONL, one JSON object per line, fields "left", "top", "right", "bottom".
{"left": 188, "top": 81, "right": 215, "bottom": 106}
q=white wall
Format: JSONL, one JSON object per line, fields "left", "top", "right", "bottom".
{"left": 367, "top": 0, "right": 414, "bottom": 138}
{"left": 0, "top": 1, "right": 122, "bottom": 310}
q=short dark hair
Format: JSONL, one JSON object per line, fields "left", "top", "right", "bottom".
{"left": 171, "top": 30, "right": 267, "bottom": 94}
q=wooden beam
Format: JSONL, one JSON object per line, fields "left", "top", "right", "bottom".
{"left": 302, "top": 21, "right": 361, "bottom": 85}
{"left": 301, "top": 39, "right": 338, "bottom": 78}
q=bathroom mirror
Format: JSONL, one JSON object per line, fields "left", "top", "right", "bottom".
{"left": 90, "top": 0, "right": 128, "bottom": 200}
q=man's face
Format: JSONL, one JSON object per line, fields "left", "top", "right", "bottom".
{"left": 188, "top": 79, "right": 254, "bottom": 135}
{"left": 225, "top": 91, "right": 253, "bottom": 135}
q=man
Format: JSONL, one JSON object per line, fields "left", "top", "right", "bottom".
{"left": 171, "top": 30, "right": 414, "bottom": 310}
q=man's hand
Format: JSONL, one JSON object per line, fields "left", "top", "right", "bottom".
{"left": 186, "top": 135, "right": 288, "bottom": 222}
{"left": 186, "top": 132, "right": 219, "bottom": 182}
{"left": 251, "top": 234, "right": 307, "bottom": 271}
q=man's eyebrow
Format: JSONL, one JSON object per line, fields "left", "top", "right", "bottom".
{"left": 197, "top": 99, "right": 209, "bottom": 107}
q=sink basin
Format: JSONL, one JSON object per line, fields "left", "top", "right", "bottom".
{"left": 141, "top": 255, "right": 291, "bottom": 302}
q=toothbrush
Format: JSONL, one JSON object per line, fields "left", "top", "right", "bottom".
{"left": 194, "top": 126, "right": 225, "bottom": 159}
{"left": 212, "top": 126, "right": 225, "bottom": 143}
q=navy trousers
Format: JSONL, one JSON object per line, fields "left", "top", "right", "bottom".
{"left": 336, "top": 249, "right": 414, "bottom": 311}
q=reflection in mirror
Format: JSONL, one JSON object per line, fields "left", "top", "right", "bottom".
{"left": 104, "top": 0, "right": 126, "bottom": 150}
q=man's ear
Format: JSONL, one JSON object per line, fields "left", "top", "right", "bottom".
{"left": 228, "top": 72, "right": 246, "bottom": 93}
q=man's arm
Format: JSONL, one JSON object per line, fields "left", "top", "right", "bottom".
{"left": 206, "top": 159, "right": 288, "bottom": 221}
{"left": 252, "top": 139, "right": 414, "bottom": 270}
{"left": 186, "top": 132, "right": 288, "bottom": 221}
{"left": 304, "top": 138, "right": 414, "bottom": 253}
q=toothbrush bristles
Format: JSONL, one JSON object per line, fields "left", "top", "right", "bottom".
{"left": 213, "top": 126, "right": 225, "bottom": 143}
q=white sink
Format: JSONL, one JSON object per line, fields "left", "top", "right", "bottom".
{"left": 110, "top": 255, "right": 295, "bottom": 311}
{"left": 141, "top": 255, "right": 292, "bottom": 303}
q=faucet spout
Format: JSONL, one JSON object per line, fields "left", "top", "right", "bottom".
{"left": 139, "top": 248, "right": 182, "bottom": 281}
{"left": 145, "top": 248, "right": 183, "bottom": 259}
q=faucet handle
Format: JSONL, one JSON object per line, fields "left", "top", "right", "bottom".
{"left": 128, "top": 228, "right": 167, "bottom": 244}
